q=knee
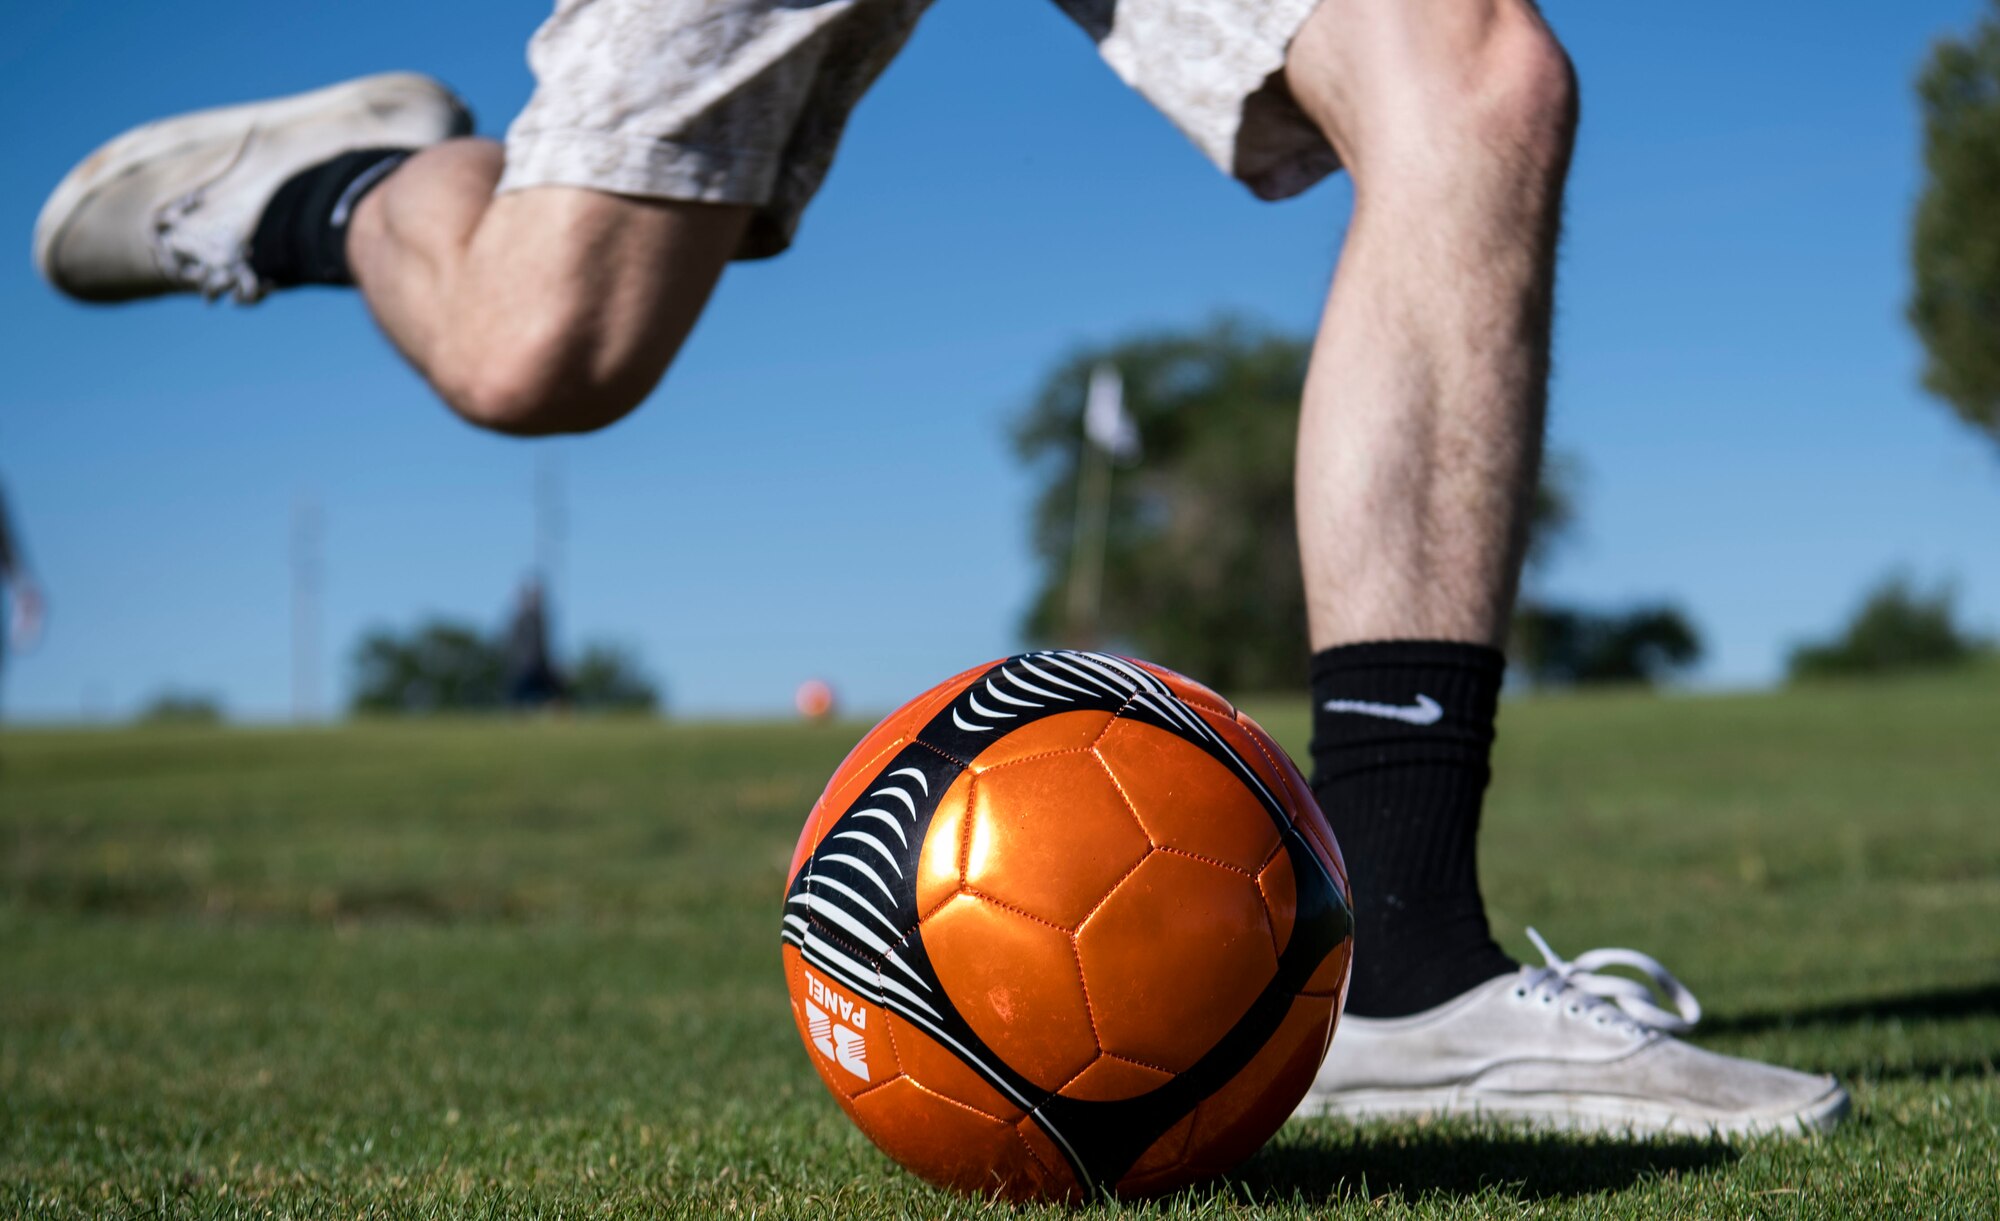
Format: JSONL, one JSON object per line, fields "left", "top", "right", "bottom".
{"left": 1466, "top": 8, "right": 1578, "bottom": 178}
{"left": 1291, "top": 0, "right": 1578, "bottom": 189}
{"left": 434, "top": 314, "right": 654, "bottom": 438}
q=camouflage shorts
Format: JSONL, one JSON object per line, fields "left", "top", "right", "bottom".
{"left": 499, "top": 0, "right": 1336, "bottom": 259}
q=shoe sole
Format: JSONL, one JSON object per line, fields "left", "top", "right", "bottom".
{"left": 1293, "top": 1079, "right": 1852, "bottom": 1140}
{"left": 33, "top": 72, "right": 471, "bottom": 300}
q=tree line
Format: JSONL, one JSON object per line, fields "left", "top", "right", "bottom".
{"left": 1011, "top": 318, "right": 1706, "bottom": 691}
{"left": 1011, "top": 319, "right": 1990, "bottom": 692}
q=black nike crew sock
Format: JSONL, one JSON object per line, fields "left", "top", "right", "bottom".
{"left": 248, "top": 148, "right": 413, "bottom": 288}
{"left": 1309, "top": 640, "right": 1518, "bottom": 1017}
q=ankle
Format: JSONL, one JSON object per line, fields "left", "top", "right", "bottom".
{"left": 1309, "top": 639, "right": 1516, "bottom": 1018}
{"left": 248, "top": 148, "right": 413, "bottom": 288}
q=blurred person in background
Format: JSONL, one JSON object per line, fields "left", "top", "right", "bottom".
{"left": 32, "top": 0, "right": 1848, "bottom": 1137}
{"left": 505, "top": 577, "right": 566, "bottom": 710}
{"left": 0, "top": 479, "right": 48, "bottom": 716}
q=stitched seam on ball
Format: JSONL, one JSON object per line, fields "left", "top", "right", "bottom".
{"left": 915, "top": 886, "right": 961, "bottom": 926}
{"left": 1173, "top": 691, "right": 1235, "bottom": 719}
{"left": 874, "top": 1001, "right": 907, "bottom": 1092}
{"left": 798, "top": 916, "right": 898, "bottom": 966}
{"left": 1071, "top": 843, "right": 1157, "bottom": 933}
{"left": 1237, "top": 714, "right": 1350, "bottom": 874}
{"left": 1100, "top": 1048, "right": 1179, "bottom": 1076}
{"left": 1066, "top": 935, "right": 1109, "bottom": 1059}
{"left": 970, "top": 745, "right": 1101, "bottom": 776}
{"left": 1087, "top": 703, "right": 1129, "bottom": 749}
{"left": 909, "top": 735, "right": 972, "bottom": 768}
{"left": 1090, "top": 747, "right": 1157, "bottom": 847}
{"left": 1050, "top": 1047, "right": 1177, "bottom": 1095}
{"left": 845, "top": 1069, "right": 900, "bottom": 1101}
{"left": 1151, "top": 844, "right": 1258, "bottom": 879}
{"left": 1049, "top": 1055, "right": 1096, "bottom": 1097}
{"left": 900, "top": 1071, "right": 1015, "bottom": 1126}
{"left": 1234, "top": 713, "right": 1304, "bottom": 823}
{"left": 957, "top": 772, "right": 976, "bottom": 891}
{"left": 801, "top": 883, "right": 925, "bottom": 957}
{"left": 959, "top": 885, "right": 1072, "bottom": 934}
{"left": 1255, "top": 868, "right": 1287, "bottom": 961}
{"left": 1130, "top": 661, "right": 1233, "bottom": 718}
{"left": 1013, "top": 1121, "right": 1058, "bottom": 1181}
{"left": 798, "top": 822, "right": 927, "bottom": 956}
{"left": 847, "top": 1077, "right": 897, "bottom": 1103}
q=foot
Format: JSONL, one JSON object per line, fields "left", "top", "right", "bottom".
{"left": 34, "top": 73, "right": 471, "bottom": 303}
{"left": 1296, "top": 928, "right": 1850, "bottom": 1138}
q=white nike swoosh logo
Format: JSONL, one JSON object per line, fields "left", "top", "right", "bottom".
{"left": 330, "top": 154, "right": 408, "bottom": 227}
{"left": 1320, "top": 694, "right": 1444, "bottom": 725}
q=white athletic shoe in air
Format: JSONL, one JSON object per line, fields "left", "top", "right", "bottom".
{"left": 33, "top": 73, "right": 471, "bottom": 304}
{"left": 1295, "top": 929, "right": 1850, "bottom": 1138}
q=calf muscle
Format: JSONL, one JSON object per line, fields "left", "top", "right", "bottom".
{"left": 1286, "top": 0, "right": 1576, "bottom": 648}
{"left": 348, "top": 139, "right": 751, "bottom": 435}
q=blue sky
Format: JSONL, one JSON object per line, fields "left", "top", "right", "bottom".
{"left": 2, "top": 0, "right": 1995, "bottom": 720}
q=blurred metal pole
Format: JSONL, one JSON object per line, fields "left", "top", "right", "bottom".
{"left": 290, "top": 494, "right": 322, "bottom": 723}
{"left": 535, "top": 449, "right": 566, "bottom": 599}
{"left": 1066, "top": 437, "right": 1111, "bottom": 647}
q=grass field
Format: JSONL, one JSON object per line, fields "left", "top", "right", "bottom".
{"left": 5, "top": 666, "right": 1998, "bottom": 1219}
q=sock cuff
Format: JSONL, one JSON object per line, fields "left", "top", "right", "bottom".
{"left": 1308, "top": 640, "right": 1506, "bottom": 776}
{"left": 1308, "top": 639, "right": 1506, "bottom": 683}
{"left": 249, "top": 147, "right": 413, "bottom": 288}
{"left": 1306, "top": 638, "right": 1517, "bottom": 1015}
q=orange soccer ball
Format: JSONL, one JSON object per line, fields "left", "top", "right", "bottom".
{"left": 780, "top": 651, "right": 1352, "bottom": 1199}
{"left": 794, "top": 677, "right": 837, "bottom": 720}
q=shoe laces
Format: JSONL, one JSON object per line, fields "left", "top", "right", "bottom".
{"left": 1515, "top": 926, "right": 1703, "bottom": 1036}
{"left": 152, "top": 127, "right": 267, "bottom": 304}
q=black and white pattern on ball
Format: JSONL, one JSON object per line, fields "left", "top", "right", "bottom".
{"left": 782, "top": 651, "right": 1351, "bottom": 1195}
{"left": 782, "top": 761, "right": 945, "bottom": 1023}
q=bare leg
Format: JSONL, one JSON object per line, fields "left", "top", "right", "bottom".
{"left": 1286, "top": 0, "right": 1577, "bottom": 647}
{"left": 347, "top": 138, "right": 752, "bottom": 436}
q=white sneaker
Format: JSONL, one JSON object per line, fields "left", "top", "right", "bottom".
{"left": 33, "top": 72, "right": 471, "bottom": 304}
{"left": 1295, "top": 929, "right": 1850, "bottom": 1138}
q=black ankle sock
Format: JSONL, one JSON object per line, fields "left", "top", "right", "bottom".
{"left": 248, "top": 148, "right": 412, "bottom": 288}
{"left": 1309, "top": 640, "right": 1518, "bottom": 1017}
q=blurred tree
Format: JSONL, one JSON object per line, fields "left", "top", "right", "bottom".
{"left": 351, "top": 619, "right": 662, "bottom": 715}
{"left": 1504, "top": 454, "right": 1702, "bottom": 688}
{"left": 1521, "top": 450, "right": 1582, "bottom": 581}
{"left": 569, "top": 643, "right": 661, "bottom": 713}
{"left": 1015, "top": 320, "right": 1307, "bottom": 689}
{"left": 1788, "top": 573, "right": 1988, "bottom": 680}
{"left": 351, "top": 620, "right": 505, "bottom": 713}
{"left": 1013, "top": 318, "right": 1579, "bottom": 690}
{"left": 1911, "top": 1, "right": 2000, "bottom": 449}
{"left": 135, "top": 690, "right": 224, "bottom": 725}
{"left": 1513, "top": 603, "right": 1703, "bottom": 687}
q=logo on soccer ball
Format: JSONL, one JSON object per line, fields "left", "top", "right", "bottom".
{"left": 803, "top": 969, "right": 870, "bottom": 1081}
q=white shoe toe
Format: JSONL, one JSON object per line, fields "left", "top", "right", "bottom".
{"left": 1294, "top": 931, "right": 1849, "bottom": 1140}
